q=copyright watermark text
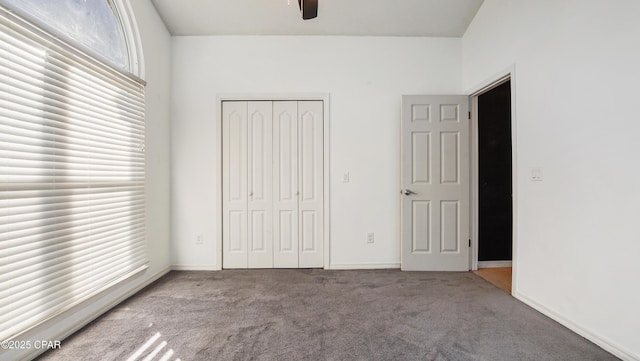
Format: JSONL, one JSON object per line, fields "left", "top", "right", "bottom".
{"left": 1, "top": 340, "right": 61, "bottom": 350}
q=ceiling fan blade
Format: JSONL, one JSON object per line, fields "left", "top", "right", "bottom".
{"left": 298, "top": 0, "right": 318, "bottom": 20}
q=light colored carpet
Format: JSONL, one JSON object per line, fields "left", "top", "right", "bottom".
{"left": 36, "top": 270, "right": 617, "bottom": 361}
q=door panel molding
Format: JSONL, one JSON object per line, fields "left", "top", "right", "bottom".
{"left": 247, "top": 101, "right": 274, "bottom": 268}
{"left": 222, "top": 101, "right": 248, "bottom": 268}
{"left": 273, "top": 101, "right": 299, "bottom": 267}
{"left": 298, "top": 101, "right": 324, "bottom": 267}
{"left": 401, "top": 95, "right": 470, "bottom": 271}
{"left": 219, "top": 94, "right": 330, "bottom": 270}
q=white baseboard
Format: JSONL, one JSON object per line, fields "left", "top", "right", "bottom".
{"left": 51, "top": 266, "right": 172, "bottom": 336}
{"left": 69, "top": 266, "right": 172, "bottom": 323}
{"left": 514, "top": 291, "right": 639, "bottom": 361}
{"left": 328, "top": 263, "right": 400, "bottom": 270}
{"left": 477, "top": 260, "right": 512, "bottom": 268}
{"left": 172, "top": 264, "right": 402, "bottom": 271}
{"left": 172, "top": 264, "right": 220, "bottom": 271}
{"left": 13, "top": 266, "right": 171, "bottom": 361}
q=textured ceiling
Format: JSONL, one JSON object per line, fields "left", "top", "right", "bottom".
{"left": 151, "top": 0, "right": 484, "bottom": 37}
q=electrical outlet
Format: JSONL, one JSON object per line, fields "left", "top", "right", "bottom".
{"left": 343, "top": 172, "right": 350, "bottom": 183}
{"left": 196, "top": 233, "right": 204, "bottom": 245}
{"left": 367, "top": 232, "right": 375, "bottom": 244}
{"left": 531, "top": 167, "right": 543, "bottom": 181}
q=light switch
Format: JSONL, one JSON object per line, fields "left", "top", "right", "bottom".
{"left": 531, "top": 167, "right": 543, "bottom": 181}
{"left": 343, "top": 172, "right": 350, "bottom": 183}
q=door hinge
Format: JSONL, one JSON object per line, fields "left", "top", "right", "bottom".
{"left": 469, "top": 239, "right": 471, "bottom": 247}
{"left": 468, "top": 111, "right": 471, "bottom": 120}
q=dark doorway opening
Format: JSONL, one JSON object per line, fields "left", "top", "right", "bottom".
{"left": 478, "top": 80, "right": 512, "bottom": 262}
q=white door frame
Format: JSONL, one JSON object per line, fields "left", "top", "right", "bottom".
{"left": 468, "top": 66, "right": 518, "bottom": 295}
{"left": 216, "top": 94, "right": 331, "bottom": 269}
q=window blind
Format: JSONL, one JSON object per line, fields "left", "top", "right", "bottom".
{"left": 0, "top": 7, "right": 147, "bottom": 342}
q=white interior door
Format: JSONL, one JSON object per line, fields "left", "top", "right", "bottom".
{"left": 247, "top": 102, "right": 273, "bottom": 268}
{"left": 401, "top": 95, "right": 469, "bottom": 271}
{"left": 273, "top": 101, "right": 299, "bottom": 268}
{"left": 298, "top": 101, "right": 324, "bottom": 268}
{"left": 222, "top": 101, "right": 248, "bottom": 268}
{"left": 223, "top": 100, "right": 324, "bottom": 269}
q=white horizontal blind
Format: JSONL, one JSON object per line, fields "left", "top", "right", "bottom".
{"left": 0, "top": 7, "right": 147, "bottom": 341}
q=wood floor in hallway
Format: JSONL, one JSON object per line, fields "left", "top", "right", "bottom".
{"left": 474, "top": 267, "right": 512, "bottom": 294}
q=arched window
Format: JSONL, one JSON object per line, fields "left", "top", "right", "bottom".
{"left": 1, "top": 0, "right": 142, "bottom": 75}
{"left": 0, "top": 0, "right": 146, "bottom": 348}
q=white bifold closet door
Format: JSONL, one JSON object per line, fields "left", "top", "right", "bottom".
{"left": 222, "top": 101, "right": 323, "bottom": 269}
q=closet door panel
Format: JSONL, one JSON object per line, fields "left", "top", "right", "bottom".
{"left": 247, "top": 101, "right": 274, "bottom": 268}
{"left": 273, "top": 101, "right": 299, "bottom": 267}
{"left": 224, "top": 100, "right": 323, "bottom": 269}
{"left": 222, "top": 101, "right": 248, "bottom": 268}
{"left": 298, "top": 101, "right": 324, "bottom": 268}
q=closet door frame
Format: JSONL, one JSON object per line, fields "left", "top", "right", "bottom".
{"left": 217, "top": 94, "right": 331, "bottom": 270}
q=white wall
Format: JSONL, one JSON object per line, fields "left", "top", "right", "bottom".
{"left": 6, "top": 1, "right": 172, "bottom": 360}
{"left": 463, "top": 1, "right": 640, "bottom": 360}
{"left": 170, "top": 36, "right": 461, "bottom": 269}
{"left": 134, "top": 0, "right": 172, "bottom": 278}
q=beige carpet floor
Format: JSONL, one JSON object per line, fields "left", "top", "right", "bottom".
{"left": 36, "top": 270, "right": 617, "bottom": 361}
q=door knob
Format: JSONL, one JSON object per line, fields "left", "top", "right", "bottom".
{"left": 403, "top": 189, "right": 417, "bottom": 196}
